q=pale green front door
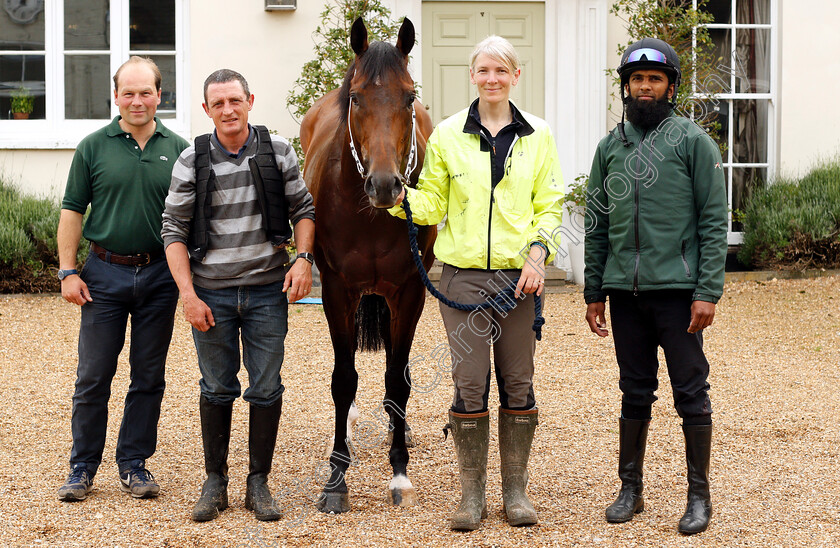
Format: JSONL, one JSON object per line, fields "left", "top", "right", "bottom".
{"left": 421, "top": 1, "right": 546, "bottom": 124}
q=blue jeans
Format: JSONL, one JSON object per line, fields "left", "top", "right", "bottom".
{"left": 192, "top": 281, "right": 287, "bottom": 407}
{"left": 70, "top": 252, "right": 178, "bottom": 476}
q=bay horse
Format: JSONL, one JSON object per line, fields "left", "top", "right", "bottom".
{"left": 300, "top": 17, "right": 435, "bottom": 513}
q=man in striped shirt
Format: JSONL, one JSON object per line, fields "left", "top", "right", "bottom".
{"left": 161, "top": 69, "right": 315, "bottom": 522}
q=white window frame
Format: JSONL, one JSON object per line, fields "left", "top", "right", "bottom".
{"left": 692, "top": 0, "right": 777, "bottom": 245}
{"left": 0, "top": 0, "right": 189, "bottom": 149}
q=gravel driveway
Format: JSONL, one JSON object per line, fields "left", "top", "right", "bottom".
{"left": 1, "top": 277, "right": 838, "bottom": 547}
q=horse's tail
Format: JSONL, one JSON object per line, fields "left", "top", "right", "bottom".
{"left": 355, "top": 295, "right": 389, "bottom": 352}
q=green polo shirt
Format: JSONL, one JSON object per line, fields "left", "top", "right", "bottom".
{"left": 62, "top": 116, "right": 189, "bottom": 255}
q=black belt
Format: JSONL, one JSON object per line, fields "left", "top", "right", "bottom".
{"left": 91, "top": 242, "right": 164, "bottom": 266}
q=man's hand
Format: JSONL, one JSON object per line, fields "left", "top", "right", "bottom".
{"left": 515, "top": 244, "right": 547, "bottom": 298}
{"left": 183, "top": 294, "right": 215, "bottom": 332}
{"left": 283, "top": 258, "right": 313, "bottom": 303}
{"left": 688, "top": 300, "right": 715, "bottom": 333}
{"left": 61, "top": 275, "right": 92, "bottom": 306}
{"left": 586, "top": 302, "right": 609, "bottom": 337}
{"left": 57, "top": 209, "right": 88, "bottom": 306}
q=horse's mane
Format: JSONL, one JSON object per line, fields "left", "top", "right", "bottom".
{"left": 337, "top": 41, "right": 409, "bottom": 120}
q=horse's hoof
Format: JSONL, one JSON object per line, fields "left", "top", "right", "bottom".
{"left": 387, "top": 475, "right": 418, "bottom": 507}
{"left": 388, "top": 486, "right": 418, "bottom": 507}
{"left": 316, "top": 491, "right": 351, "bottom": 514}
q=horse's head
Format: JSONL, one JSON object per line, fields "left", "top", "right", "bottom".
{"left": 342, "top": 17, "right": 418, "bottom": 209}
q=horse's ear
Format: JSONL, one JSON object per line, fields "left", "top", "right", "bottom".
{"left": 351, "top": 17, "right": 369, "bottom": 55}
{"left": 396, "top": 17, "right": 415, "bottom": 57}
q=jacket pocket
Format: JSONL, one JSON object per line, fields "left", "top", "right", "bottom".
{"left": 680, "top": 240, "right": 692, "bottom": 278}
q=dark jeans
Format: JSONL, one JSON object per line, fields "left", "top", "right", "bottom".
{"left": 192, "top": 281, "right": 287, "bottom": 407}
{"left": 69, "top": 252, "right": 178, "bottom": 476}
{"left": 608, "top": 290, "right": 712, "bottom": 420}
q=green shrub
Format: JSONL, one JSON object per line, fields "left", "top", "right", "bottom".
{"left": 0, "top": 179, "right": 86, "bottom": 268}
{"left": 0, "top": 220, "right": 36, "bottom": 263}
{"left": 739, "top": 159, "right": 840, "bottom": 269}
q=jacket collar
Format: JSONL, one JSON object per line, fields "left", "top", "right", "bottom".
{"left": 612, "top": 111, "right": 679, "bottom": 142}
{"left": 462, "top": 98, "right": 535, "bottom": 138}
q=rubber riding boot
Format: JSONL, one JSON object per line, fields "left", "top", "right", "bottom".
{"left": 605, "top": 418, "right": 650, "bottom": 523}
{"left": 192, "top": 396, "right": 233, "bottom": 522}
{"left": 244, "top": 398, "right": 283, "bottom": 521}
{"left": 448, "top": 410, "right": 489, "bottom": 531}
{"left": 678, "top": 423, "right": 713, "bottom": 534}
{"left": 499, "top": 407, "right": 539, "bottom": 526}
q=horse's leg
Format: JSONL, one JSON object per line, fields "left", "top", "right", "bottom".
{"left": 383, "top": 282, "right": 426, "bottom": 506}
{"left": 323, "top": 400, "right": 359, "bottom": 458}
{"left": 316, "top": 276, "right": 360, "bottom": 514}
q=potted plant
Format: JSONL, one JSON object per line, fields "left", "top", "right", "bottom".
{"left": 10, "top": 87, "right": 34, "bottom": 120}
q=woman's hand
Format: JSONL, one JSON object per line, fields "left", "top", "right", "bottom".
{"left": 515, "top": 244, "right": 547, "bottom": 298}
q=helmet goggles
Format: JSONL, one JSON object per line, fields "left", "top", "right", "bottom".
{"left": 624, "top": 48, "right": 670, "bottom": 64}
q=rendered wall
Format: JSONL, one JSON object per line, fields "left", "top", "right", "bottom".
{"left": 777, "top": 0, "right": 840, "bottom": 176}
{"left": 188, "top": 3, "right": 323, "bottom": 140}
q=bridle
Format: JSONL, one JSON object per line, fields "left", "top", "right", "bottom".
{"left": 347, "top": 98, "right": 418, "bottom": 183}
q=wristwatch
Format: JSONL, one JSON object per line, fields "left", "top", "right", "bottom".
{"left": 57, "top": 269, "right": 78, "bottom": 281}
{"left": 296, "top": 252, "right": 314, "bottom": 265}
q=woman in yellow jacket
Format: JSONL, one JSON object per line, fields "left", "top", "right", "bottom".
{"left": 390, "top": 35, "right": 564, "bottom": 530}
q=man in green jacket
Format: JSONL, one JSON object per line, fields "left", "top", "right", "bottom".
{"left": 584, "top": 38, "right": 727, "bottom": 535}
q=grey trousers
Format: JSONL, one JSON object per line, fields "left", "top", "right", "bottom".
{"left": 438, "top": 264, "right": 538, "bottom": 413}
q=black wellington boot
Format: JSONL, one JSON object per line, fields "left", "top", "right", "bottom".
{"left": 244, "top": 398, "right": 283, "bottom": 521}
{"left": 191, "top": 396, "right": 233, "bottom": 522}
{"left": 678, "top": 424, "right": 712, "bottom": 535}
{"left": 449, "top": 410, "right": 490, "bottom": 531}
{"left": 605, "top": 418, "right": 649, "bottom": 523}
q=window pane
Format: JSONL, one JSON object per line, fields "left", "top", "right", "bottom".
{"left": 735, "top": 29, "right": 770, "bottom": 93}
{"left": 0, "top": 3, "right": 46, "bottom": 50}
{"left": 732, "top": 166, "right": 766, "bottom": 231}
{"left": 130, "top": 0, "right": 175, "bottom": 50}
{"left": 689, "top": 98, "right": 727, "bottom": 151}
{"left": 0, "top": 55, "right": 45, "bottom": 119}
{"left": 148, "top": 55, "right": 176, "bottom": 118}
{"left": 732, "top": 99, "right": 768, "bottom": 164}
{"left": 65, "top": 0, "right": 109, "bottom": 50}
{"left": 736, "top": 0, "right": 770, "bottom": 25}
{"left": 704, "top": 0, "right": 732, "bottom": 25}
{"left": 65, "top": 55, "right": 111, "bottom": 119}
{"left": 702, "top": 28, "right": 732, "bottom": 93}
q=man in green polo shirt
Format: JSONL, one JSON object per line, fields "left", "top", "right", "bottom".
{"left": 56, "top": 56, "right": 189, "bottom": 502}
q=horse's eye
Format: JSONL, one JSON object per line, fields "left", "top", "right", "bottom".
{"left": 407, "top": 95, "right": 416, "bottom": 108}
{"left": 350, "top": 94, "right": 359, "bottom": 106}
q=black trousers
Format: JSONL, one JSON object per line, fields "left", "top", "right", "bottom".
{"left": 608, "top": 290, "right": 712, "bottom": 420}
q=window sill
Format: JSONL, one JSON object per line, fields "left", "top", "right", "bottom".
{"left": 0, "top": 118, "right": 190, "bottom": 149}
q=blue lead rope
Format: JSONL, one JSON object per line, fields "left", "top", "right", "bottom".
{"left": 401, "top": 195, "right": 544, "bottom": 341}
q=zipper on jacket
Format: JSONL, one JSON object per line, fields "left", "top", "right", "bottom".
{"left": 481, "top": 130, "right": 520, "bottom": 270}
{"left": 632, "top": 129, "right": 648, "bottom": 295}
{"left": 680, "top": 240, "right": 692, "bottom": 278}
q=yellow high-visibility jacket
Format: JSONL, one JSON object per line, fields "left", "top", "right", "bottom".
{"left": 390, "top": 102, "right": 565, "bottom": 270}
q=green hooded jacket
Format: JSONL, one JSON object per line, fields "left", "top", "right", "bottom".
{"left": 583, "top": 114, "right": 727, "bottom": 304}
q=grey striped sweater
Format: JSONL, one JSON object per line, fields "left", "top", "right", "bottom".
{"left": 161, "top": 128, "right": 314, "bottom": 290}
